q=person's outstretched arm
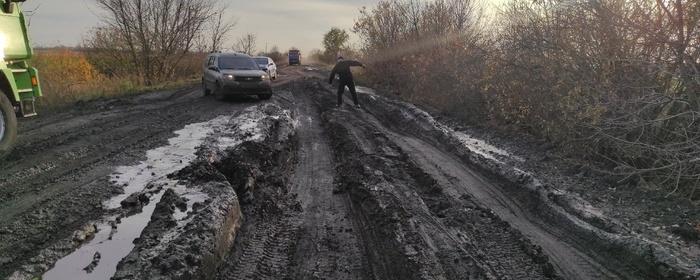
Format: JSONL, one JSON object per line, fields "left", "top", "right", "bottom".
{"left": 347, "top": 60, "right": 364, "bottom": 68}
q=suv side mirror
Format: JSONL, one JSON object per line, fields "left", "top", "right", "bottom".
{"left": 208, "top": 66, "right": 220, "bottom": 72}
{"left": 269, "top": 63, "right": 274, "bottom": 66}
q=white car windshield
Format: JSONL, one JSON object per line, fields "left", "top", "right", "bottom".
{"left": 254, "top": 58, "right": 268, "bottom": 65}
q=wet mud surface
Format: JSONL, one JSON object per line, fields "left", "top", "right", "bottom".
{"left": 0, "top": 85, "right": 258, "bottom": 279}
{"left": 0, "top": 67, "right": 697, "bottom": 280}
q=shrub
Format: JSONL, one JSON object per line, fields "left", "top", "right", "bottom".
{"left": 32, "top": 48, "right": 201, "bottom": 109}
{"left": 354, "top": 0, "right": 700, "bottom": 199}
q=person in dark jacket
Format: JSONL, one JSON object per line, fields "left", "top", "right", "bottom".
{"left": 329, "top": 57, "right": 365, "bottom": 108}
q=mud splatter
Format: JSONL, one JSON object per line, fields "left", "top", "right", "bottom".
{"left": 454, "top": 131, "right": 524, "bottom": 162}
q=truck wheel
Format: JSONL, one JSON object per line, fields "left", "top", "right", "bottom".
{"left": 0, "top": 93, "right": 18, "bottom": 159}
{"left": 258, "top": 93, "right": 272, "bottom": 100}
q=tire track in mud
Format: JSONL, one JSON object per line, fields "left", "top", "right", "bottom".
{"left": 219, "top": 214, "right": 298, "bottom": 280}
{"left": 295, "top": 80, "right": 556, "bottom": 279}
{"left": 348, "top": 88, "right": 633, "bottom": 279}
{"left": 364, "top": 118, "right": 613, "bottom": 280}
{"left": 216, "top": 78, "right": 556, "bottom": 280}
{"left": 217, "top": 80, "right": 371, "bottom": 280}
{"left": 323, "top": 111, "right": 555, "bottom": 280}
{"left": 287, "top": 80, "right": 369, "bottom": 280}
{"left": 214, "top": 94, "right": 302, "bottom": 280}
{"left": 310, "top": 77, "right": 657, "bottom": 279}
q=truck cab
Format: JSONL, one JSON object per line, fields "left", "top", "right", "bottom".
{"left": 288, "top": 49, "right": 301, "bottom": 66}
{"left": 0, "top": 0, "right": 42, "bottom": 157}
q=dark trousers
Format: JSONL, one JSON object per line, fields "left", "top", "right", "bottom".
{"left": 337, "top": 80, "right": 359, "bottom": 106}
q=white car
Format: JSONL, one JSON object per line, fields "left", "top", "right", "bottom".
{"left": 254, "top": 56, "right": 278, "bottom": 80}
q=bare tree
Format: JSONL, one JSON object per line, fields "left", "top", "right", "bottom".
{"left": 83, "top": 26, "right": 136, "bottom": 78}
{"left": 236, "top": 33, "right": 257, "bottom": 55}
{"left": 94, "top": 0, "right": 216, "bottom": 85}
{"left": 322, "top": 27, "right": 350, "bottom": 62}
{"left": 261, "top": 45, "right": 284, "bottom": 63}
{"left": 207, "top": 4, "right": 237, "bottom": 53}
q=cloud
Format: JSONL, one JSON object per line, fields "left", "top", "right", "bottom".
{"left": 228, "top": 0, "right": 374, "bottom": 53}
{"left": 26, "top": 0, "right": 100, "bottom": 47}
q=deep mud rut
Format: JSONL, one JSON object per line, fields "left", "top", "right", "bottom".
{"left": 216, "top": 78, "right": 370, "bottom": 280}
{"left": 215, "top": 78, "right": 556, "bottom": 280}
{"left": 0, "top": 67, "right": 696, "bottom": 280}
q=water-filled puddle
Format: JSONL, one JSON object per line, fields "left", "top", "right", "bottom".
{"left": 43, "top": 116, "right": 235, "bottom": 280}
{"left": 104, "top": 116, "right": 230, "bottom": 209}
{"left": 43, "top": 188, "right": 167, "bottom": 280}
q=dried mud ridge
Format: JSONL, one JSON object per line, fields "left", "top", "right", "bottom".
{"left": 6, "top": 75, "right": 699, "bottom": 280}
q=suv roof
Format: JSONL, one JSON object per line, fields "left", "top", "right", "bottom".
{"left": 212, "top": 52, "right": 252, "bottom": 58}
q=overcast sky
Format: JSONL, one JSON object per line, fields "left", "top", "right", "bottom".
{"left": 25, "top": 0, "right": 505, "bottom": 53}
{"left": 25, "top": 0, "right": 381, "bottom": 53}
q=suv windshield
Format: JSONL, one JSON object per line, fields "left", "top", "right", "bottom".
{"left": 218, "top": 57, "right": 258, "bottom": 70}
{"left": 254, "top": 58, "right": 268, "bottom": 65}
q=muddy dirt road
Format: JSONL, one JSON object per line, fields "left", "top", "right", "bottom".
{"left": 0, "top": 67, "right": 696, "bottom": 280}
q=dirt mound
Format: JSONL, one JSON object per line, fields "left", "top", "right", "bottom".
{"left": 215, "top": 107, "right": 302, "bottom": 280}
{"left": 111, "top": 103, "right": 297, "bottom": 280}
{"left": 112, "top": 181, "right": 241, "bottom": 280}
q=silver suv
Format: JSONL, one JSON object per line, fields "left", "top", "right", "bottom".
{"left": 202, "top": 53, "right": 273, "bottom": 100}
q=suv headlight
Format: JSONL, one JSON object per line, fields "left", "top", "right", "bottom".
{"left": 224, "top": 74, "right": 234, "bottom": 80}
{"left": 261, "top": 74, "right": 269, "bottom": 80}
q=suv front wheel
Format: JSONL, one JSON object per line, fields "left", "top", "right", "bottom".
{"left": 213, "top": 82, "right": 227, "bottom": 101}
{"left": 202, "top": 79, "right": 211, "bottom": 96}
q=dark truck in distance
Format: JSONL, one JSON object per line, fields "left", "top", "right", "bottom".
{"left": 288, "top": 49, "right": 301, "bottom": 65}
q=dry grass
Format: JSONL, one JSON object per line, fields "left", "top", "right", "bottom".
{"left": 31, "top": 48, "right": 200, "bottom": 110}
